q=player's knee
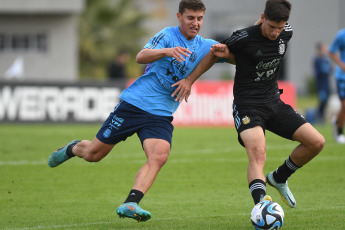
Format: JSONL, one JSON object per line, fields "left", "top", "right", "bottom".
{"left": 248, "top": 146, "right": 266, "bottom": 164}
{"left": 312, "top": 134, "right": 325, "bottom": 154}
{"left": 149, "top": 150, "right": 169, "bottom": 168}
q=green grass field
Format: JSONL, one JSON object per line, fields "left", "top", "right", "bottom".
{"left": 1, "top": 123, "right": 344, "bottom": 229}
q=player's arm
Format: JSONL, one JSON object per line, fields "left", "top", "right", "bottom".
{"left": 329, "top": 51, "right": 345, "bottom": 73}
{"left": 136, "top": 47, "right": 192, "bottom": 64}
{"left": 171, "top": 43, "right": 235, "bottom": 102}
{"left": 211, "top": 43, "right": 235, "bottom": 64}
{"left": 171, "top": 51, "right": 219, "bottom": 102}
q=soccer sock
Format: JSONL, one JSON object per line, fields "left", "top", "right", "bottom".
{"left": 249, "top": 179, "right": 266, "bottom": 204}
{"left": 124, "top": 189, "right": 144, "bottom": 204}
{"left": 338, "top": 127, "right": 343, "bottom": 135}
{"left": 66, "top": 141, "right": 80, "bottom": 158}
{"left": 336, "top": 120, "right": 343, "bottom": 135}
{"left": 273, "top": 156, "right": 301, "bottom": 183}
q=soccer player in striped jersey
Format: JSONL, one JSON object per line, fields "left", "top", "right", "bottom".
{"left": 48, "top": 0, "right": 222, "bottom": 222}
{"left": 172, "top": 0, "right": 325, "bottom": 209}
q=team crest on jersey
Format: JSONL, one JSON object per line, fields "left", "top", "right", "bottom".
{"left": 189, "top": 52, "right": 197, "bottom": 62}
{"left": 103, "top": 128, "right": 112, "bottom": 138}
{"left": 242, "top": 116, "right": 250, "bottom": 125}
{"left": 278, "top": 39, "right": 285, "bottom": 55}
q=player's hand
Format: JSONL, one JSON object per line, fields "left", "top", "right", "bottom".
{"left": 171, "top": 78, "right": 192, "bottom": 102}
{"left": 210, "top": 44, "right": 230, "bottom": 59}
{"left": 166, "top": 46, "right": 192, "bottom": 62}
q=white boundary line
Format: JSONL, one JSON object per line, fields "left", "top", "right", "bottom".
{"left": 1, "top": 143, "right": 344, "bottom": 166}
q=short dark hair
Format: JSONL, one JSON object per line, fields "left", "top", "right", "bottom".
{"left": 179, "top": 0, "right": 206, "bottom": 14}
{"left": 264, "top": 0, "right": 291, "bottom": 22}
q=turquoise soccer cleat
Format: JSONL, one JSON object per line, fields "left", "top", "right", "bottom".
{"left": 116, "top": 202, "right": 151, "bottom": 222}
{"left": 266, "top": 172, "right": 296, "bottom": 208}
{"left": 48, "top": 140, "right": 79, "bottom": 168}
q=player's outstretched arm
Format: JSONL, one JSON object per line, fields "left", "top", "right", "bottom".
{"left": 136, "top": 47, "right": 192, "bottom": 64}
{"left": 171, "top": 51, "right": 219, "bottom": 102}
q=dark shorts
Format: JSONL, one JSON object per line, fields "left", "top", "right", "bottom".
{"left": 335, "top": 78, "right": 345, "bottom": 99}
{"left": 96, "top": 100, "right": 174, "bottom": 146}
{"left": 233, "top": 99, "right": 307, "bottom": 147}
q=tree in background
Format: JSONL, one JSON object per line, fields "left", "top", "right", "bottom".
{"left": 79, "top": 0, "right": 148, "bottom": 80}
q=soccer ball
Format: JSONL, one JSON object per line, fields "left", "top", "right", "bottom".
{"left": 251, "top": 200, "right": 284, "bottom": 230}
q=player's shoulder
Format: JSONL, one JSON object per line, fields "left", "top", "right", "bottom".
{"left": 198, "top": 35, "right": 218, "bottom": 45}
{"left": 280, "top": 23, "right": 293, "bottom": 40}
{"left": 222, "top": 26, "right": 252, "bottom": 45}
{"left": 158, "top": 26, "right": 176, "bottom": 36}
{"left": 336, "top": 28, "right": 345, "bottom": 38}
{"left": 188, "top": 33, "right": 218, "bottom": 47}
{"left": 282, "top": 23, "right": 293, "bottom": 35}
{"left": 284, "top": 23, "right": 293, "bottom": 32}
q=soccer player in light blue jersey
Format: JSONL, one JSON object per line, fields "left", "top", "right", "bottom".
{"left": 48, "top": 0, "right": 220, "bottom": 222}
{"left": 329, "top": 28, "right": 345, "bottom": 144}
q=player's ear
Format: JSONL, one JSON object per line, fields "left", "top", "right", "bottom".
{"left": 177, "top": 12, "right": 182, "bottom": 22}
{"left": 260, "top": 13, "right": 265, "bottom": 21}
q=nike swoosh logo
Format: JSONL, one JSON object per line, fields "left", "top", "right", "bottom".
{"left": 287, "top": 196, "right": 296, "bottom": 206}
{"left": 126, "top": 205, "right": 135, "bottom": 211}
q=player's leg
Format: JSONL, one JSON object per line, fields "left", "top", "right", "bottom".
{"left": 290, "top": 123, "right": 325, "bottom": 166}
{"left": 72, "top": 137, "right": 115, "bottom": 162}
{"left": 240, "top": 126, "right": 271, "bottom": 204}
{"left": 48, "top": 138, "right": 114, "bottom": 167}
{"left": 116, "top": 114, "right": 174, "bottom": 222}
{"left": 333, "top": 98, "right": 345, "bottom": 143}
{"left": 117, "top": 138, "right": 170, "bottom": 222}
{"left": 134, "top": 138, "right": 171, "bottom": 194}
{"left": 332, "top": 79, "right": 345, "bottom": 143}
{"left": 266, "top": 103, "right": 324, "bottom": 208}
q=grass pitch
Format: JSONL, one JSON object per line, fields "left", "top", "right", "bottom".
{"left": 1, "top": 123, "right": 345, "bottom": 229}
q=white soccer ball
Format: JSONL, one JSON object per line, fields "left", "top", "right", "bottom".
{"left": 251, "top": 200, "right": 284, "bottom": 230}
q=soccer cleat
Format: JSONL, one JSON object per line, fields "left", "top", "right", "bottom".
{"left": 260, "top": 195, "right": 272, "bottom": 202}
{"left": 48, "top": 140, "right": 79, "bottom": 168}
{"left": 116, "top": 202, "right": 151, "bottom": 222}
{"left": 266, "top": 172, "right": 296, "bottom": 208}
{"left": 335, "top": 134, "right": 345, "bottom": 144}
{"left": 331, "top": 117, "right": 345, "bottom": 144}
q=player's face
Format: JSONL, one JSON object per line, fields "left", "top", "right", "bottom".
{"left": 261, "top": 18, "right": 286, "bottom": 41}
{"left": 177, "top": 9, "right": 204, "bottom": 40}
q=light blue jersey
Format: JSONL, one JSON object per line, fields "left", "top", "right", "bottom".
{"left": 119, "top": 26, "right": 218, "bottom": 116}
{"left": 330, "top": 28, "right": 345, "bottom": 80}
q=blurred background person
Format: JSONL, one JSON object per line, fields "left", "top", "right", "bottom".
{"left": 313, "top": 42, "right": 332, "bottom": 123}
{"left": 329, "top": 28, "right": 345, "bottom": 144}
{"left": 107, "top": 49, "right": 130, "bottom": 80}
